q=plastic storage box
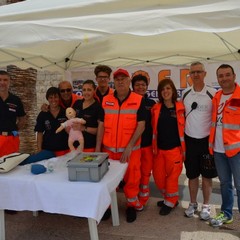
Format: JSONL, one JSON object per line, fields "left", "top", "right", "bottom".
{"left": 67, "top": 152, "right": 109, "bottom": 182}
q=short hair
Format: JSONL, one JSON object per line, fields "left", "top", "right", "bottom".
{"left": 157, "top": 78, "right": 178, "bottom": 103}
{"left": 46, "top": 87, "right": 60, "bottom": 100}
{"left": 131, "top": 74, "right": 148, "bottom": 89}
{"left": 216, "top": 64, "right": 235, "bottom": 75}
{"left": 94, "top": 65, "right": 112, "bottom": 77}
{"left": 0, "top": 70, "right": 10, "bottom": 78}
{"left": 82, "top": 79, "right": 96, "bottom": 90}
{"left": 190, "top": 61, "right": 205, "bottom": 71}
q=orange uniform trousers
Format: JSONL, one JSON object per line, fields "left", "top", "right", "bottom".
{"left": 139, "top": 146, "right": 153, "bottom": 205}
{"left": 153, "top": 146, "right": 183, "bottom": 207}
{"left": 0, "top": 135, "right": 20, "bottom": 157}
{"left": 54, "top": 149, "right": 70, "bottom": 157}
{"left": 103, "top": 147, "right": 141, "bottom": 208}
{"left": 83, "top": 148, "right": 95, "bottom": 153}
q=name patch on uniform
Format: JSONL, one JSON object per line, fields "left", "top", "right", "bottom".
{"left": 7, "top": 103, "right": 17, "bottom": 112}
{"left": 105, "top": 101, "right": 114, "bottom": 106}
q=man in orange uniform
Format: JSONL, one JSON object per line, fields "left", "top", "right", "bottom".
{"left": 94, "top": 65, "right": 114, "bottom": 104}
{"left": 209, "top": 64, "right": 240, "bottom": 227}
{"left": 96, "top": 68, "right": 146, "bottom": 223}
{"left": 0, "top": 70, "right": 26, "bottom": 157}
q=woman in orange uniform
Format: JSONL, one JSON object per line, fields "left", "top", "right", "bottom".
{"left": 151, "top": 78, "right": 185, "bottom": 215}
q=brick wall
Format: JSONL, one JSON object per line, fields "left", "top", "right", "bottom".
{"left": 6, "top": 65, "right": 64, "bottom": 154}
{"left": 7, "top": 65, "right": 38, "bottom": 154}
{"left": 36, "top": 71, "right": 64, "bottom": 112}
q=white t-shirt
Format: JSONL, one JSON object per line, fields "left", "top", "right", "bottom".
{"left": 213, "top": 93, "right": 232, "bottom": 153}
{"left": 182, "top": 85, "right": 216, "bottom": 139}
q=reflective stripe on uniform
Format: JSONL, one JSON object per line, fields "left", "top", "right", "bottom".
{"left": 140, "top": 184, "right": 149, "bottom": 189}
{"left": 139, "top": 191, "right": 149, "bottom": 197}
{"left": 225, "top": 142, "right": 240, "bottom": 150}
{"left": 104, "top": 109, "right": 138, "bottom": 114}
{"left": 223, "top": 123, "right": 240, "bottom": 130}
{"left": 127, "top": 196, "right": 138, "bottom": 202}
{"left": 103, "top": 144, "right": 140, "bottom": 153}
{"left": 165, "top": 200, "right": 175, "bottom": 208}
{"left": 165, "top": 192, "right": 179, "bottom": 198}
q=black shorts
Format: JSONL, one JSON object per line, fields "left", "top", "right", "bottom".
{"left": 184, "top": 134, "right": 217, "bottom": 179}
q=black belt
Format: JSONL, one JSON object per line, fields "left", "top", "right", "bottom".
{"left": 0, "top": 131, "right": 14, "bottom": 136}
{"left": 185, "top": 134, "right": 209, "bottom": 142}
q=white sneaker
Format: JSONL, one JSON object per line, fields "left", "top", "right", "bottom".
{"left": 200, "top": 204, "right": 211, "bottom": 220}
{"left": 185, "top": 202, "right": 198, "bottom": 218}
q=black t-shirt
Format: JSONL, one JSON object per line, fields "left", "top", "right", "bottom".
{"left": 95, "top": 87, "right": 111, "bottom": 104}
{"left": 73, "top": 99, "right": 104, "bottom": 149}
{"left": 34, "top": 108, "right": 69, "bottom": 151}
{"left": 0, "top": 92, "right": 26, "bottom": 132}
{"left": 141, "top": 95, "right": 155, "bottom": 147}
{"left": 157, "top": 103, "right": 181, "bottom": 150}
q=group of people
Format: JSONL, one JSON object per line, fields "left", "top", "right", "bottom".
{"left": 0, "top": 62, "right": 239, "bottom": 227}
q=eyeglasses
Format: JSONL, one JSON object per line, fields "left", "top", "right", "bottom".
{"left": 60, "top": 88, "right": 71, "bottom": 93}
{"left": 190, "top": 71, "right": 204, "bottom": 75}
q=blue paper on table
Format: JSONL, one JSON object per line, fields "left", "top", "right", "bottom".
{"left": 31, "top": 164, "right": 47, "bottom": 175}
{"left": 20, "top": 150, "right": 55, "bottom": 165}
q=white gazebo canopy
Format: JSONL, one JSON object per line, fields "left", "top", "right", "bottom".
{"left": 0, "top": 0, "right": 239, "bottom": 71}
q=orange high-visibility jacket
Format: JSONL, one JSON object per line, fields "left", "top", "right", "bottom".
{"left": 151, "top": 102, "right": 185, "bottom": 160}
{"left": 102, "top": 92, "right": 142, "bottom": 153}
{"left": 209, "top": 84, "right": 240, "bottom": 157}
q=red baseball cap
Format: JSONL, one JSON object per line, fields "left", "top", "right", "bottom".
{"left": 113, "top": 68, "right": 130, "bottom": 78}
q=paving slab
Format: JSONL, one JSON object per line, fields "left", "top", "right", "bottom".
{"left": 4, "top": 193, "right": 240, "bottom": 240}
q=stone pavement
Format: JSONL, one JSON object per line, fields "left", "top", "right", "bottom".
{"left": 4, "top": 168, "right": 240, "bottom": 240}
{"left": 4, "top": 192, "right": 239, "bottom": 240}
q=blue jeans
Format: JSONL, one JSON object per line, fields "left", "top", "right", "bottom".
{"left": 214, "top": 152, "right": 240, "bottom": 219}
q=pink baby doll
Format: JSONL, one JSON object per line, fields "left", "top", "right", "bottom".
{"left": 56, "top": 107, "right": 86, "bottom": 152}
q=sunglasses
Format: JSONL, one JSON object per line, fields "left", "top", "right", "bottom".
{"left": 60, "top": 88, "right": 71, "bottom": 93}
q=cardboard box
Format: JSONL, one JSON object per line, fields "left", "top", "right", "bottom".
{"left": 67, "top": 152, "right": 109, "bottom": 182}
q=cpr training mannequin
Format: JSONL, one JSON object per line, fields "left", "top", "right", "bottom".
{"left": 56, "top": 107, "right": 86, "bottom": 152}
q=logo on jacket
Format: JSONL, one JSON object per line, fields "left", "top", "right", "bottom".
{"left": 105, "top": 101, "right": 114, "bottom": 106}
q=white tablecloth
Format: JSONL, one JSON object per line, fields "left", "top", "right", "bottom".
{"left": 0, "top": 152, "right": 127, "bottom": 223}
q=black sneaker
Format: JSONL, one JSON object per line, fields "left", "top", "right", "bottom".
{"left": 159, "top": 204, "right": 173, "bottom": 215}
{"left": 157, "top": 200, "right": 164, "bottom": 207}
{"left": 101, "top": 208, "right": 111, "bottom": 221}
{"left": 126, "top": 207, "right": 136, "bottom": 223}
{"left": 157, "top": 200, "right": 179, "bottom": 208}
